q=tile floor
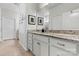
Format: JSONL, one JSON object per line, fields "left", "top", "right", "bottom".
{"left": 0, "top": 39, "right": 33, "bottom": 56}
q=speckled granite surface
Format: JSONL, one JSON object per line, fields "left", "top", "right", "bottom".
{"left": 49, "top": 30, "right": 79, "bottom": 35}
{"left": 28, "top": 30, "right": 79, "bottom": 42}
{"left": 29, "top": 30, "right": 79, "bottom": 35}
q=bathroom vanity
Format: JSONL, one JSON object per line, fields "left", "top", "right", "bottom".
{"left": 27, "top": 31, "right": 79, "bottom": 56}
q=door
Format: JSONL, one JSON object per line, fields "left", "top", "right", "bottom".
{"left": 33, "top": 39, "right": 41, "bottom": 56}
{"left": 2, "top": 17, "right": 15, "bottom": 40}
{"left": 0, "top": 8, "right": 1, "bottom": 41}
{"left": 40, "top": 42, "right": 48, "bottom": 56}
{"left": 1, "top": 8, "right": 16, "bottom": 40}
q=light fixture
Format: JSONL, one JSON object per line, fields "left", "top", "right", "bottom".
{"left": 70, "top": 10, "right": 79, "bottom": 16}
{"left": 13, "top": 3, "right": 20, "bottom": 6}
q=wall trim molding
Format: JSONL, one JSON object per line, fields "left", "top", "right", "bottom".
{"left": 19, "top": 41, "right": 28, "bottom": 51}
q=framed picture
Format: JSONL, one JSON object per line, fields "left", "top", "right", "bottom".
{"left": 38, "top": 17, "right": 44, "bottom": 25}
{"left": 28, "top": 15, "right": 36, "bottom": 25}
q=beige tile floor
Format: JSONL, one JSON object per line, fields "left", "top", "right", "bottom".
{"left": 0, "top": 39, "right": 33, "bottom": 56}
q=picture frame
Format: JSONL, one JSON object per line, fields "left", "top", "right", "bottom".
{"left": 38, "top": 17, "right": 44, "bottom": 25}
{"left": 28, "top": 15, "right": 36, "bottom": 25}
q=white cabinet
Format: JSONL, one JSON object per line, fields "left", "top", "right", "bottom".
{"left": 0, "top": 8, "right": 1, "bottom": 41}
{"left": 33, "top": 39, "right": 41, "bottom": 56}
{"left": 40, "top": 42, "right": 48, "bottom": 56}
{"left": 50, "top": 37, "right": 79, "bottom": 54}
{"left": 50, "top": 37, "right": 78, "bottom": 56}
{"left": 29, "top": 33, "right": 79, "bottom": 56}
{"left": 50, "top": 45, "right": 75, "bottom": 56}
{"left": 33, "top": 34, "right": 49, "bottom": 56}
{"left": 27, "top": 33, "right": 33, "bottom": 51}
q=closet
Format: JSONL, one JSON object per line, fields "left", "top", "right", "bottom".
{"left": 0, "top": 8, "right": 16, "bottom": 41}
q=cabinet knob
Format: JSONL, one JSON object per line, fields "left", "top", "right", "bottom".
{"left": 37, "top": 42, "right": 40, "bottom": 45}
{"left": 57, "top": 42, "right": 65, "bottom": 46}
{"left": 57, "top": 54, "right": 60, "bottom": 56}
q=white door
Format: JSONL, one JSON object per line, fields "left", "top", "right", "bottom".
{"left": 2, "top": 17, "right": 15, "bottom": 40}
{"left": 40, "top": 42, "right": 48, "bottom": 56}
{"left": 1, "top": 8, "right": 16, "bottom": 40}
{"left": 0, "top": 8, "right": 1, "bottom": 41}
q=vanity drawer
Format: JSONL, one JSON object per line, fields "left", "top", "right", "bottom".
{"left": 50, "top": 37, "right": 78, "bottom": 54}
{"left": 50, "top": 45, "right": 75, "bottom": 56}
{"left": 33, "top": 34, "right": 48, "bottom": 43}
{"left": 39, "top": 35, "right": 48, "bottom": 43}
{"left": 33, "top": 34, "right": 39, "bottom": 39}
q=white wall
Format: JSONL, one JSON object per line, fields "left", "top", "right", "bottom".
{"left": 18, "top": 3, "right": 48, "bottom": 50}
{"left": 49, "top": 3, "right": 79, "bottom": 30}
{"left": 18, "top": 3, "right": 49, "bottom": 31}
{"left": 26, "top": 3, "right": 37, "bottom": 30}
{"left": 25, "top": 3, "right": 48, "bottom": 31}
{"left": 36, "top": 6, "right": 49, "bottom": 30}
{"left": 18, "top": 3, "right": 38, "bottom": 51}
{"left": 18, "top": 3, "right": 27, "bottom": 50}
{"left": 63, "top": 10, "right": 79, "bottom": 30}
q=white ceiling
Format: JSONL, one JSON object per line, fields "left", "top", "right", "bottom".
{"left": 0, "top": 3, "right": 20, "bottom": 12}
{"left": 36, "top": 3, "right": 62, "bottom": 12}
{"left": 38, "top": 3, "right": 62, "bottom": 9}
{"left": 48, "top": 3, "right": 62, "bottom": 8}
{"left": 0, "top": 3, "right": 62, "bottom": 13}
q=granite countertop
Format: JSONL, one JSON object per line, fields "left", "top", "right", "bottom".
{"left": 29, "top": 31, "right": 79, "bottom": 42}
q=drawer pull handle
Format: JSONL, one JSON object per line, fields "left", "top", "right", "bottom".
{"left": 57, "top": 54, "right": 60, "bottom": 56}
{"left": 57, "top": 42, "right": 65, "bottom": 46}
{"left": 37, "top": 42, "right": 40, "bottom": 45}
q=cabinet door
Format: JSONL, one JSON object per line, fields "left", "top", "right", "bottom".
{"left": 0, "top": 8, "right": 1, "bottom": 41}
{"left": 27, "top": 33, "right": 32, "bottom": 51}
{"left": 33, "top": 39, "right": 41, "bottom": 56}
{"left": 50, "top": 45, "right": 75, "bottom": 56}
{"left": 28, "top": 42, "right": 32, "bottom": 51}
{"left": 40, "top": 42, "right": 48, "bottom": 56}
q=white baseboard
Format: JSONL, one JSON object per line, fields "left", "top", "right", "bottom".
{"left": 19, "top": 41, "right": 28, "bottom": 51}
{"left": 0, "top": 38, "right": 16, "bottom": 42}
{"left": 2, "top": 38, "right": 16, "bottom": 40}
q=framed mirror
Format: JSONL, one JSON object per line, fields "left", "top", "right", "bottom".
{"left": 38, "top": 17, "right": 44, "bottom": 25}
{"left": 28, "top": 15, "right": 36, "bottom": 25}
